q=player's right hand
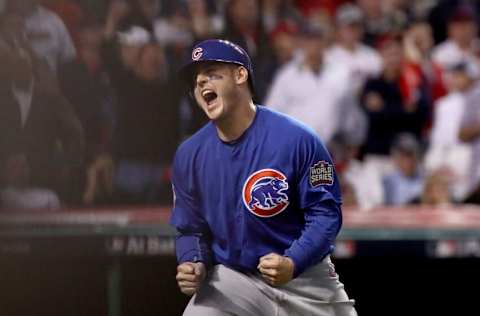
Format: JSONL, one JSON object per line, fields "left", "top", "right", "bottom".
{"left": 176, "top": 262, "right": 206, "bottom": 296}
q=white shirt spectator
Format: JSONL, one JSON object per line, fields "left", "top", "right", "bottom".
{"left": 459, "top": 82, "right": 480, "bottom": 194}
{"left": 325, "top": 43, "right": 382, "bottom": 94}
{"left": 430, "top": 92, "right": 466, "bottom": 145}
{"left": 343, "top": 159, "right": 385, "bottom": 210}
{"left": 265, "top": 54, "right": 357, "bottom": 144}
{"left": 432, "top": 39, "right": 480, "bottom": 72}
{"left": 425, "top": 91, "right": 471, "bottom": 200}
{"left": 24, "top": 6, "right": 76, "bottom": 72}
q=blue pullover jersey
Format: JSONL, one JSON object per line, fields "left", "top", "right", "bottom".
{"left": 170, "top": 105, "right": 342, "bottom": 277}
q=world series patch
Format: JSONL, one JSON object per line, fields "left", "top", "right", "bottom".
{"left": 310, "top": 160, "right": 334, "bottom": 187}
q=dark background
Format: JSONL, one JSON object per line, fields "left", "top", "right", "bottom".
{"left": 1, "top": 241, "right": 478, "bottom": 316}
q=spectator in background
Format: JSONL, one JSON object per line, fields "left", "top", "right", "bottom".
{"left": 382, "top": 0, "right": 416, "bottom": 26}
{"left": 326, "top": 3, "right": 382, "bottom": 96}
{"left": 185, "top": 0, "right": 218, "bottom": 40}
{"left": 40, "top": 0, "right": 84, "bottom": 46}
{"left": 419, "top": 169, "right": 454, "bottom": 208}
{"left": 108, "top": 26, "right": 180, "bottom": 205}
{"left": 59, "top": 16, "right": 116, "bottom": 205}
{"left": 428, "top": 0, "right": 480, "bottom": 46}
{"left": 266, "top": 22, "right": 365, "bottom": 145}
{"left": 256, "top": 19, "right": 298, "bottom": 102}
{"left": 425, "top": 61, "right": 477, "bottom": 202}
{"left": 1, "top": 153, "right": 60, "bottom": 210}
{"left": 261, "top": 0, "right": 293, "bottom": 33}
{"left": 107, "top": 0, "right": 161, "bottom": 36}
{"left": 432, "top": 4, "right": 480, "bottom": 75}
{"left": 383, "top": 133, "right": 424, "bottom": 206}
{"left": 134, "top": 0, "right": 161, "bottom": 25}
{"left": 357, "top": 0, "right": 404, "bottom": 47}
{"left": 104, "top": 0, "right": 131, "bottom": 40}
{"left": 5, "top": 0, "right": 76, "bottom": 73}
{"left": 117, "top": 25, "right": 148, "bottom": 69}
{"left": 403, "top": 20, "right": 447, "bottom": 105}
{"left": 458, "top": 63, "right": 480, "bottom": 203}
{"left": 0, "top": 9, "right": 61, "bottom": 93}
{"left": 223, "top": 0, "right": 267, "bottom": 67}
{"left": 152, "top": 2, "right": 194, "bottom": 49}
{"left": 0, "top": 25, "right": 84, "bottom": 205}
{"left": 101, "top": 24, "right": 148, "bottom": 92}
{"left": 105, "top": 0, "right": 192, "bottom": 52}
{"left": 268, "top": 20, "right": 298, "bottom": 66}
{"left": 329, "top": 134, "right": 384, "bottom": 210}
{"left": 104, "top": 0, "right": 164, "bottom": 44}
{"left": 361, "top": 35, "right": 430, "bottom": 168}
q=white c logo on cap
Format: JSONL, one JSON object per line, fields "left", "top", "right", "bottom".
{"left": 192, "top": 47, "right": 203, "bottom": 61}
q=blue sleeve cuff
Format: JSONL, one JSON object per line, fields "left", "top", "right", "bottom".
{"left": 285, "top": 244, "right": 333, "bottom": 278}
{"left": 175, "top": 234, "right": 212, "bottom": 267}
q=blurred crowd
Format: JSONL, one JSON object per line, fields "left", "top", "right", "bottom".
{"left": 1, "top": 0, "right": 480, "bottom": 211}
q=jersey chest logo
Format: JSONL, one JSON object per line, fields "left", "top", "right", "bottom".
{"left": 242, "top": 169, "right": 289, "bottom": 217}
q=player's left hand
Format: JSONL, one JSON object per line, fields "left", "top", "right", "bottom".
{"left": 257, "top": 253, "right": 295, "bottom": 286}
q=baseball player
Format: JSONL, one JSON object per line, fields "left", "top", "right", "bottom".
{"left": 170, "top": 39, "right": 357, "bottom": 316}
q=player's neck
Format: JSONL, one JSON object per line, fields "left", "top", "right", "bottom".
{"left": 216, "top": 100, "right": 256, "bottom": 143}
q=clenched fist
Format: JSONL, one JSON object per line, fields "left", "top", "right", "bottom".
{"left": 257, "top": 253, "right": 295, "bottom": 286}
{"left": 176, "top": 262, "right": 206, "bottom": 296}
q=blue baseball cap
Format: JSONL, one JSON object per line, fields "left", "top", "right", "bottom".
{"left": 180, "top": 39, "right": 255, "bottom": 92}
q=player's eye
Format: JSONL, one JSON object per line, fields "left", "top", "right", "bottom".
{"left": 194, "top": 73, "right": 223, "bottom": 89}
{"left": 206, "top": 74, "right": 222, "bottom": 80}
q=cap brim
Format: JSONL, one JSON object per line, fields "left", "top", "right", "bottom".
{"left": 180, "top": 59, "right": 248, "bottom": 81}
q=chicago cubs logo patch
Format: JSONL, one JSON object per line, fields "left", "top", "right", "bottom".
{"left": 192, "top": 47, "right": 203, "bottom": 60}
{"left": 310, "top": 160, "right": 334, "bottom": 187}
{"left": 242, "top": 169, "right": 289, "bottom": 218}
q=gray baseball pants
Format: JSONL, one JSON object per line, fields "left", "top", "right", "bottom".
{"left": 183, "top": 256, "right": 357, "bottom": 316}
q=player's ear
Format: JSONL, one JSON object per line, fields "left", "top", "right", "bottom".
{"left": 234, "top": 66, "right": 249, "bottom": 85}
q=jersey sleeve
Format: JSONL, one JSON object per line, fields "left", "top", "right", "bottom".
{"left": 284, "top": 132, "right": 342, "bottom": 277}
{"left": 169, "top": 146, "right": 212, "bottom": 266}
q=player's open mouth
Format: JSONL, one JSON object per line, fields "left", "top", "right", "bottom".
{"left": 202, "top": 90, "right": 218, "bottom": 106}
